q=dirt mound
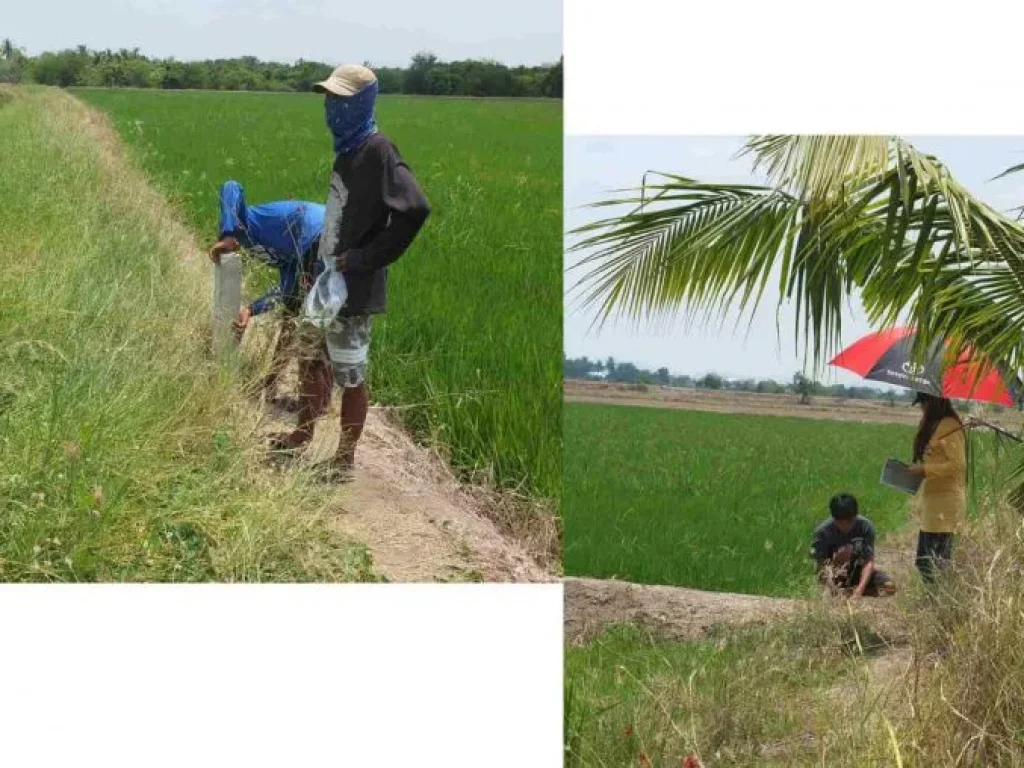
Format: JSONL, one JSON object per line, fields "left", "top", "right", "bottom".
{"left": 564, "top": 577, "right": 802, "bottom": 644}
{"left": 567, "top": 540, "right": 915, "bottom": 644}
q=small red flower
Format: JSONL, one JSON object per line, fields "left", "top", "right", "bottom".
{"left": 683, "top": 754, "right": 702, "bottom": 768}
{"left": 624, "top": 726, "right": 634, "bottom": 738}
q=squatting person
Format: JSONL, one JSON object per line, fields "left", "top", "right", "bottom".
{"left": 811, "top": 493, "right": 896, "bottom": 599}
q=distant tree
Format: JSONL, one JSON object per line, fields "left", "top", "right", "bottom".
{"left": 792, "top": 372, "right": 819, "bottom": 405}
{"left": 756, "top": 379, "right": 785, "bottom": 394}
{"left": 0, "top": 37, "right": 25, "bottom": 83}
{"left": 405, "top": 51, "right": 437, "bottom": 94}
{"left": 289, "top": 59, "right": 333, "bottom": 92}
{"left": 29, "top": 49, "right": 89, "bottom": 87}
{"left": 541, "top": 56, "right": 563, "bottom": 98}
{"left": 698, "top": 373, "right": 724, "bottom": 390}
{"left": 610, "top": 362, "right": 640, "bottom": 383}
{"left": 656, "top": 367, "right": 670, "bottom": 385}
{"left": 510, "top": 67, "right": 543, "bottom": 97}
{"left": 10, "top": 43, "right": 559, "bottom": 97}
{"left": 476, "top": 59, "right": 514, "bottom": 96}
{"left": 426, "top": 67, "right": 457, "bottom": 95}
{"left": 375, "top": 66, "right": 404, "bottom": 94}
{"left": 0, "top": 59, "right": 20, "bottom": 83}
{"left": 564, "top": 356, "right": 596, "bottom": 379}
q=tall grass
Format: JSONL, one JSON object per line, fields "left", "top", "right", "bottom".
{"left": 566, "top": 504, "right": 1024, "bottom": 766}
{"left": 890, "top": 507, "right": 1024, "bottom": 764}
{"left": 0, "top": 86, "right": 377, "bottom": 581}
{"left": 72, "top": 88, "right": 563, "bottom": 502}
{"left": 565, "top": 616, "right": 862, "bottom": 766}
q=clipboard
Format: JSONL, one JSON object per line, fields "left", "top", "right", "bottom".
{"left": 881, "top": 457, "right": 922, "bottom": 495}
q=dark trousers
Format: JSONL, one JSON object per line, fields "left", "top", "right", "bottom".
{"left": 916, "top": 531, "right": 954, "bottom": 583}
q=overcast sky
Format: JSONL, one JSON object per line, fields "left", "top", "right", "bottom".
{"left": 565, "top": 136, "right": 1024, "bottom": 385}
{"left": 7, "top": 0, "right": 561, "bottom": 67}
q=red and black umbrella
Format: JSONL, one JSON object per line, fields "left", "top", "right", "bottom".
{"left": 829, "top": 327, "right": 1023, "bottom": 407}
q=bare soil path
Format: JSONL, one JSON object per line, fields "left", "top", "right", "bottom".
{"left": 247, "top": 371, "right": 553, "bottom": 583}
{"left": 566, "top": 539, "right": 916, "bottom": 644}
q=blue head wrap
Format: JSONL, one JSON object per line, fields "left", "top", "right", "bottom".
{"left": 325, "top": 80, "right": 379, "bottom": 155}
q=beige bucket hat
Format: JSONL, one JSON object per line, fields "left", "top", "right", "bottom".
{"left": 313, "top": 64, "right": 377, "bottom": 97}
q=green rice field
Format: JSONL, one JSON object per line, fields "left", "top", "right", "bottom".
{"left": 564, "top": 402, "right": 1007, "bottom": 596}
{"left": 74, "top": 89, "right": 562, "bottom": 500}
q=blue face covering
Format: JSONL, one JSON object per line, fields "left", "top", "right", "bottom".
{"left": 325, "top": 81, "right": 379, "bottom": 155}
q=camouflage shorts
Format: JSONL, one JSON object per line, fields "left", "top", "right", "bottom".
{"left": 296, "top": 315, "right": 373, "bottom": 388}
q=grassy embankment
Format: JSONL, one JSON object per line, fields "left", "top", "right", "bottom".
{"left": 0, "top": 86, "right": 378, "bottom": 581}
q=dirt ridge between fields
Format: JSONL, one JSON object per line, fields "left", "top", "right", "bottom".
{"left": 565, "top": 540, "right": 917, "bottom": 644}
{"left": 565, "top": 378, "right": 1024, "bottom": 429}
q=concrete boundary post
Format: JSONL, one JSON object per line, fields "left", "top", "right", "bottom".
{"left": 213, "top": 252, "right": 241, "bottom": 357}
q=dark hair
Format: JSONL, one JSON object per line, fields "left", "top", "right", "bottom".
{"left": 912, "top": 393, "right": 961, "bottom": 462}
{"left": 829, "top": 493, "right": 858, "bottom": 520}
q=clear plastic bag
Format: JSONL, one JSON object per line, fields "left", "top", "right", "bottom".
{"left": 302, "top": 261, "right": 348, "bottom": 328}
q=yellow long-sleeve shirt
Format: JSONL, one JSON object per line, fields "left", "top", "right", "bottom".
{"left": 914, "top": 416, "right": 967, "bottom": 533}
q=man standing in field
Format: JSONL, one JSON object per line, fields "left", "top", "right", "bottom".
{"left": 271, "top": 63, "right": 431, "bottom": 480}
{"left": 209, "top": 180, "right": 326, "bottom": 403}
{"left": 811, "top": 493, "right": 896, "bottom": 599}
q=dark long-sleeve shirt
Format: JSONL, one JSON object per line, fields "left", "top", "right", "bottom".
{"left": 320, "top": 133, "right": 430, "bottom": 316}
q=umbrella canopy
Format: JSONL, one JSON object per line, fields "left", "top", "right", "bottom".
{"left": 829, "top": 327, "right": 1023, "bottom": 407}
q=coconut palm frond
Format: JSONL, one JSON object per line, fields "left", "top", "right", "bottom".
{"left": 568, "top": 178, "right": 804, "bottom": 329}
{"left": 991, "top": 160, "right": 1024, "bottom": 182}
{"left": 744, "top": 134, "right": 892, "bottom": 203}
{"left": 571, "top": 136, "right": 1024, "bottom": 374}
{"left": 894, "top": 264, "right": 1024, "bottom": 374}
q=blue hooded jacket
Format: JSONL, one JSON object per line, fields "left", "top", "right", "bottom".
{"left": 218, "top": 180, "right": 326, "bottom": 315}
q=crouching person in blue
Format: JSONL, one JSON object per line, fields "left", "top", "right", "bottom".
{"left": 208, "top": 180, "right": 326, "bottom": 402}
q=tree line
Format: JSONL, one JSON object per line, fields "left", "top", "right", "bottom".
{"left": 0, "top": 40, "right": 562, "bottom": 98}
{"left": 564, "top": 355, "right": 911, "bottom": 403}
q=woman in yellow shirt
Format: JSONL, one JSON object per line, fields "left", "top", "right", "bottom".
{"left": 908, "top": 393, "right": 967, "bottom": 582}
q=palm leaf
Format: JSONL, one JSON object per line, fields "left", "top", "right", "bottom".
{"left": 570, "top": 136, "right": 1024, "bottom": 372}
{"left": 991, "top": 160, "right": 1024, "bottom": 182}
{"left": 744, "top": 134, "right": 891, "bottom": 204}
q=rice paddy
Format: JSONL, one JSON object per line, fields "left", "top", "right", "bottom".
{"left": 564, "top": 401, "right": 1008, "bottom": 596}
{"left": 74, "top": 88, "right": 562, "bottom": 501}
